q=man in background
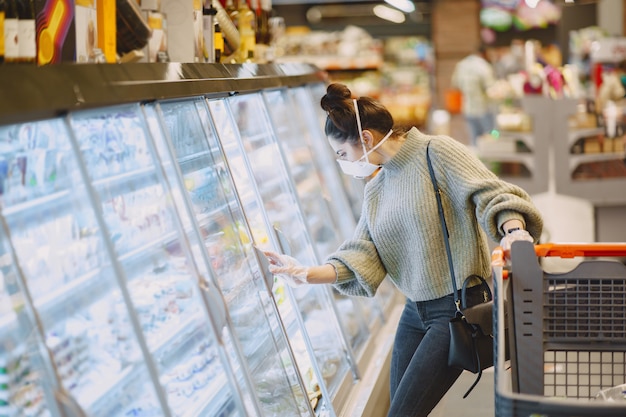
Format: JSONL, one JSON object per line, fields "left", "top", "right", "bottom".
{"left": 451, "top": 46, "right": 497, "bottom": 149}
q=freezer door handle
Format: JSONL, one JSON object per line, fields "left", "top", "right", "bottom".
{"left": 274, "top": 226, "right": 292, "bottom": 256}
{"left": 253, "top": 245, "right": 275, "bottom": 291}
{"left": 199, "top": 276, "right": 228, "bottom": 331}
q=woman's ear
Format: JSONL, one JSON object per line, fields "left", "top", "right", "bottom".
{"left": 362, "top": 130, "right": 375, "bottom": 149}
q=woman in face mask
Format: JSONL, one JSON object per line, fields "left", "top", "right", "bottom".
{"left": 265, "top": 82, "right": 543, "bottom": 417}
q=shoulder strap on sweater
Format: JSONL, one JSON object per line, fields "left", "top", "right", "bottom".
{"left": 426, "top": 141, "right": 459, "bottom": 308}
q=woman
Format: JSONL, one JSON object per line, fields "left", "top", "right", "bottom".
{"left": 265, "top": 83, "right": 543, "bottom": 416}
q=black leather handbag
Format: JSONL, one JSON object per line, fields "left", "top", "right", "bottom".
{"left": 426, "top": 143, "right": 500, "bottom": 398}
{"left": 448, "top": 276, "right": 495, "bottom": 396}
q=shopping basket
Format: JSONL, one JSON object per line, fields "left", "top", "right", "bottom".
{"left": 492, "top": 241, "right": 626, "bottom": 417}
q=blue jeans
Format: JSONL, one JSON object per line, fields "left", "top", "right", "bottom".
{"left": 389, "top": 286, "right": 488, "bottom": 416}
{"left": 465, "top": 113, "right": 495, "bottom": 147}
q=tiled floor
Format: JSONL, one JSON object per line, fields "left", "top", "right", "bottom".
{"left": 430, "top": 369, "right": 495, "bottom": 417}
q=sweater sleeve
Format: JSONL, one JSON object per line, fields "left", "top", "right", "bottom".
{"left": 324, "top": 210, "right": 387, "bottom": 298}
{"left": 429, "top": 136, "right": 543, "bottom": 242}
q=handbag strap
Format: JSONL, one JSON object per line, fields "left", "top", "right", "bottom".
{"left": 426, "top": 142, "right": 461, "bottom": 311}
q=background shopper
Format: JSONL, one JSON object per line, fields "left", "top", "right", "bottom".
{"left": 451, "top": 46, "right": 497, "bottom": 149}
{"left": 265, "top": 82, "right": 543, "bottom": 417}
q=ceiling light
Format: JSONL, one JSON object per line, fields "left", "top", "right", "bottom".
{"left": 384, "top": 0, "right": 415, "bottom": 14}
{"left": 373, "top": 5, "right": 406, "bottom": 23}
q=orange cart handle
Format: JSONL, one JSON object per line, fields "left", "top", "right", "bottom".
{"left": 492, "top": 243, "right": 626, "bottom": 263}
{"left": 534, "top": 243, "right": 626, "bottom": 258}
{"left": 491, "top": 243, "right": 626, "bottom": 278}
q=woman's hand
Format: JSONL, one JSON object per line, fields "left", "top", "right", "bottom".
{"left": 264, "top": 251, "right": 309, "bottom": 288}
{"left": 499, "top": 229, "right": 534, "bottom": 255}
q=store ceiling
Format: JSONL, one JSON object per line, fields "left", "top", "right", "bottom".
{"left": 272, "top": 0, "right": 432, "bottom": 38}
{"left": 271, "top": 0, "right": 600, "bottom": 40}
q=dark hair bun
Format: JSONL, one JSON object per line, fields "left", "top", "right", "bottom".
{"left": 320, "top": 83, "right": 352, "bottom": 113}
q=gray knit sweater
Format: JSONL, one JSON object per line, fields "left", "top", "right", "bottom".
{"left": 326, "top": 128, "right": 543, "bottom": 302}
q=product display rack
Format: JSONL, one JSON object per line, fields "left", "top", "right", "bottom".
{"left": 478, "top": 96, "right": 552, "bottom": 196}
{"left": 480, "top": 95, "right": 626, "bottom": 204}
{"left": 552, "top": 98, "right": 626, "bottom": 205}
{"left": 0, "top": 62, "right": 401, "bottom": 417}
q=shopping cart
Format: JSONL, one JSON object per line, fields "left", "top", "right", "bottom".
{"left": 492, "top": 241, "right": 626, "bottom": 417}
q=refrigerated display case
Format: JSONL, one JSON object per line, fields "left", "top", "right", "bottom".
{"left": 144, "top": 97, "right": 312, "bottom": 417}
{"left": 0, "top": 108, "right": 264, "bottom": 416}
{"left": 208, "top": 93, "right": 359, "bottom": 415}
{"left": 0, "top": 62, "right": 403, "bottom": 417}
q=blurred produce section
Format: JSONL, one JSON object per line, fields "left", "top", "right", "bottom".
{"left": 275, "top": 25, "right": 434, "bottom": 128}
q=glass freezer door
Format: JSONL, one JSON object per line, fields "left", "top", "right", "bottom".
{"left": 0, "top": 216, "right": 60, "bottom": 417}
{"left": 262, "top": 88, "right": 373, "bottom": 357}
{"left": 144, "top": 98, "right": 311, "bottom": 417}
{"left": 66, "top": 104, "right": 256, "bottom": 417}
{"left": 0, "top": 117, "right": 164, "bottom": 417}
{"left": 209, "top": 94, "right": 358, "bottom": 415}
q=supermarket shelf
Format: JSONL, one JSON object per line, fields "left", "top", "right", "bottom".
{"left": 498, "top": 130, "right": 535, "bottom": 149}
{"left": 554, "top": 98, "right": 626, "bottom": 205}
{"left": 276, "top": 55, "right": 383, "bottom": 71}
{"left": 117, "top": 230, "right": 178, "bottom": 264}
{"left": 178, "top": 365, "right": 232, "bottom": 417}
{"left": 35, "top": 268, "right": 112, "bottom": 329}
{"left": 483, "top": 96, "right": 552, "bottom": 196}
{"left": 568, "top": 127, "right": 605, "bottom": 146}
{"left": 478, "top": 152, "right": 535, "bottom": 169}
{"left": 569, "top": 152, "right": 626, "bottom": 174}
{"left": 1, "top": 189, "right": 72, "bottom": 218}
{"left": 91, "top": 166, "right": 158, "bottom": 195}
{"left": 85, "top": 362, "right": 146, "bottom": 414}
{"left": 0, "top": 63, "right": 327, "bottom": 126}
{"left": 151, "top": 312, "right": 206, "bottom": 363}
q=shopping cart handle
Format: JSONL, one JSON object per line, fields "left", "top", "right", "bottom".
{"left": 490, "top": 247, "right": 509, "bottom": 279}
{"left": 492, "top": 243, "right": 626, "bottom": 264}
{"left": 491, "top": 242, "right": 626, "bottom": 278}
{"left": 534, "top": 243, "right": 626, "bottom": 258}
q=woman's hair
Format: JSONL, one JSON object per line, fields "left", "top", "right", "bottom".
{"left": 320, "top": 83, "right": 395, "bottom": 146}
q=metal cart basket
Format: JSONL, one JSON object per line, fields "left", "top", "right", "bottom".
{"left": 492, "top": 241, "right": 626, "bottom": 417}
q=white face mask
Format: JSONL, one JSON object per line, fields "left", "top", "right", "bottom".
{"left": 336, "top": 99, "right": 393, "bottom": 179}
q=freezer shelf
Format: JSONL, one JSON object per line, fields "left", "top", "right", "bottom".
{"left": 213, "top": 92, "right": 358, "bottom": 414}
{"left": 145, "top": 98, "right": 310, "bottom": 417}
{"left": 68, "top": 104, "right": 258, "bottom": 417}
{"left": 0, "top": 221, "right": 60, "bottom": 417}
{"left": 0, "top": 116, "right": 166, "bottom": 417}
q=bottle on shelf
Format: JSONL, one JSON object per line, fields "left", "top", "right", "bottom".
{"left": 193, "top": 0, "right": 203, "bottom": 62}
{"left": 3, "top": 0, "right": 18, "bottom": 63}
{"left": 202, "top": 1, "right": 216, "bottom": 62}
{"left": 237, "top": 0, "right": 254, "bottom": 63}
{"left": 225, "top": 0, "right": 238, "bottom": 28}
{"left": 254, "top": 0, "right": 270, "bottom": 46}
{"left": 0, "top": 0, "right": 5, "bottom": 63}
{"left": 16, "top": 0, "right": 35, "bottom": 63}
{"left": 213, "top": 0, "right": 238, "bottom": 60}
{"left": 214, "top": 22, "right": 223, "bottom": 62}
